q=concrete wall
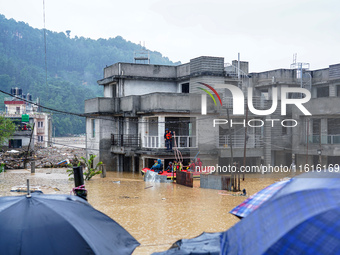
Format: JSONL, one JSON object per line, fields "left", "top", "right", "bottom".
{"left": 123, "top": 80, "right": 177, "bottom": 96}
{"left": 312, "top": 68, "right": 329, "bottom": 83}
{"left": 86, "top": 116, "right": 118, "bottom": 171}
{"left": 190, "top": 56, "right": 224, "bottom": 76}
{"left": 176, "top": 63, "right": 190, "bottom": 77}
{"left": 139, "top": 93, "right": 194, "bottom": 113}
{"left": 84, "top": 98, "right": 116, "bottom": 114}
{"left": 250, "top": 69, "right": 298, "bottom": 87}
{"left": 104, "top": 63, "right": 177, "bottom": 79}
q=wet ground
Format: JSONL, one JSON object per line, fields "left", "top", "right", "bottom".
{"left": 0, "top": 169, "right": 293, "bottom": 254}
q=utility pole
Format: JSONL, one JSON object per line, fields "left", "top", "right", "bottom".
{"left": 227, "top": 108, "right": 234, "bottom": 191}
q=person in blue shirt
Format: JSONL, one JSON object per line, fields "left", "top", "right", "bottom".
{"left": 150, "top": 159, "right": 163, "bottom": 173}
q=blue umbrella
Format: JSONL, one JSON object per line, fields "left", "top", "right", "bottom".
{"left": 152, "top": 232, "right": 222, "bottom": 255}
{"left": 0, "top": 194, "right": 139, "bottom": 255}
{"left": 221, "top": 171, "right": 340, "bottom": 255}
{"left": 230, "top": 179, "right": 291, "bottom": 218}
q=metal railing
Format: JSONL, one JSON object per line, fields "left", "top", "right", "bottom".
{"left": 218, "top": 134, "right": 262, "bottom": 148}
{"left": 143, "top": 135, "right": 197, "bottom": 148}
{"left": 111, "top": 134, "right": 140, "bottom": 147}
{"left": 173, "top": 136, "right": 197, "bottom": 148}
{"left": 308, "top": 135, "right": 340, "bottom": 145}
{"left": 143, "top": 136, "right": 159, "bottom": 148}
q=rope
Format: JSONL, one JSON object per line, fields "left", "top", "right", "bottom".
{"left": 70, "top": 184, "right": 87, "bottom": 195}
{"left": 173, "top": 133, "right": 183, "bottom": 165}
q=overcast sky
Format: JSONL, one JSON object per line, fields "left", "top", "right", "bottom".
{"left": 0, "top": 0, "right": 339, "bottom": 72}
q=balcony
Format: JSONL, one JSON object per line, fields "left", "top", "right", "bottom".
{"left": 111, "top": 134, "right": 140, "bottom": 147}
{"left": 84, "top": 97, "right": 117, "bottom": 114}
{"left": 218, "top": 134, "right": 262, "bottom": 148}
{"left": 308, "top": 135, "right": 340, "bottom": 145}
{"left": 143, "top": 135, "right": 197, "bottom": 149}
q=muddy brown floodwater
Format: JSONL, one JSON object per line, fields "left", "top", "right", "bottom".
{"left": 0, "top": 169, "right": 294, "bottom": 254}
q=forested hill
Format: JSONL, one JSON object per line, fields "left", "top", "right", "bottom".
{"left": 0, "top": 14, "right": 179, "bottom": 136}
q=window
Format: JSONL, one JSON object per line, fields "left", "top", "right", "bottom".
{"left": 313, "top": 119, "right": 320, "bottom": 135}
{"left": 92, "top": 119, "right": 95, "bottom": 138}
{"left": 181, "top": 83, "right": 189, "bottom": 93}
{"left": 337, "top": 86, "right": 340, "bottom": 97}
{"left": 16, "top": 107, "right": 20, "bottom": 114}
{"left": 316, "top": 86, "right": 329, "bottom": 98}
{"left": 9, "top": 139, "right": 22, "bottom": 148}
{"left": 328, "top": 118, "right": 340, "bottom": 135}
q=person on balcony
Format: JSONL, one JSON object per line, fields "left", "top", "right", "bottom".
{"left": 164, "top": 129, "right": 174, "bottom": 150}
{"left": 151, "top": 159, "right": 163, "bottom": 173}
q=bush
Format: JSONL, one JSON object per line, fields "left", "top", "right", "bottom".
{"left": 67, "top": 155, "right": 102, "bottom": 181}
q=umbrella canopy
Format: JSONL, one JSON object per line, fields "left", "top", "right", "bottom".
{"left": 152, "top": 232, "right": 222, "bottom": 255}
{"left": 221, "top": 171, "right": 340, "bottom": 255}
{"left": 229, "top": 179, "right": 290, "bottom": 218}
{"left": 0, "top": 194, "right": 139, "bottom": 255}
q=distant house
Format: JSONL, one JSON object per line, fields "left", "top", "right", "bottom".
{"left": 84, "top": 56, "right": 340, "bottom": 172}
{"left": 2, "top": 88, "right": 52, "bottom": 149}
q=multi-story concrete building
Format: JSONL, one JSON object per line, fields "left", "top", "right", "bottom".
{"left": 84, "top": 56, "right": 340, "bottom": 172}
{"left": 2, "top": 88, "right": 52, "bottom": 148}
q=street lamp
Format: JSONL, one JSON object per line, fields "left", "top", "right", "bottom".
{"left": 317, "top": 149, "right": 322, "bottom": 165}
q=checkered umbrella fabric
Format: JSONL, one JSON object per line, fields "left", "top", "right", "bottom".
{"left": 221, "top": 171, "right": 340, "bottom": 255}
{"left": 229, "top": 180, "right": 290, "bottom": 218}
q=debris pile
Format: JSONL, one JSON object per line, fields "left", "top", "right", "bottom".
{"left": 0, "top": 146, "right": 85, "bottom": 169}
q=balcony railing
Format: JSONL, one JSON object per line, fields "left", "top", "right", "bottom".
{"left": 143, "top": 135, "right": 197, "bottom": 148}
{"left": 218, "top": 134, "right": 262, "bottom": 148}
{"left": 111, "top": 134, "right": 140, "bottom": 147}
{"left": 308, "top": 135, "right": 340, "bottom": 145}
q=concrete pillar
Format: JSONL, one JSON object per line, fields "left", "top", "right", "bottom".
{"left": 321, "top": 118, "right": 327, "bottom": 144}
{"left": 100, "top": 164, "right": 106, "bottom": 178}
{"left": 158, "top": 116, "right": 165, "bottom": 148}
{"left": 264, "top": 117, "right": 272, "bottom": 166}
{"left": 329, "top": 84, "right": 336, "bottom": 97}
{"left": 139, "top": 117, "right": 145, "bottom": 147}
{"left": 131, "top": 156, "right": 135, "bottom": 173}
{"left": 31, "top": 161, "right": 35, "bottom": 173}
{"left": 125, "top": 118, "right": 130, "bottom": 135}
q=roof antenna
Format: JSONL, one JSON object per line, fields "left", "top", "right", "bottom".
{"left": 27, "top": 179, "right": 31, "bottom": 198}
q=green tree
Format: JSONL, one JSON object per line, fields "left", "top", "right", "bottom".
{"left": 0, "top": 116, "right": 15, "bottom": 147}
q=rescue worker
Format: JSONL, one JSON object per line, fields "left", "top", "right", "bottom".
{"left": 195, "top": 158, "right": 203, "bottom": 172}
{"left": 173, "top": 160, "right": 182, "bottom": 172}
{"left": 166, "top": 162, "right": 173, "bottom": 173}
{"left": 164, "top": 128, "right": 174, "bottom": 150}
{"left": 151, "top": 159, "right": 163, "bottom": 173}
{"left": 188, "top": 160, "right": 196, "bottom": 171}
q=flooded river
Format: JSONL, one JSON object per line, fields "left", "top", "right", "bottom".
{"left": 0, "top": 169, "right": 288, "bottom": 254}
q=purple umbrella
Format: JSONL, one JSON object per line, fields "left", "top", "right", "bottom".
{"left": 229, "top": 179, "right": 291, "bottom": 218}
